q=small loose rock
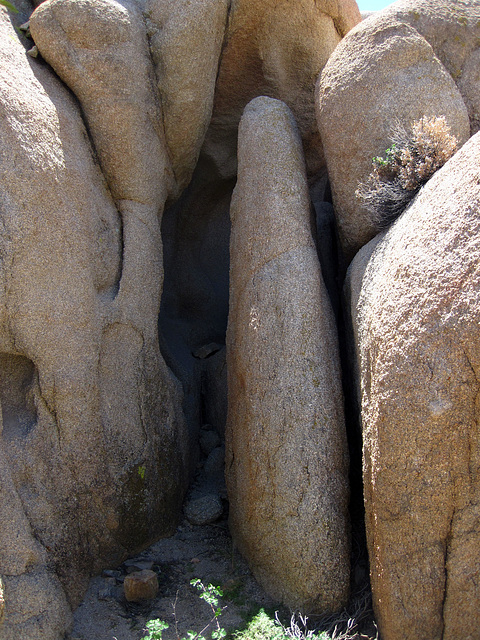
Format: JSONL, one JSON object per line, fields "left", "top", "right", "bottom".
{"left": 19, "top": 21, "right": 31, "bottom": 38}
{"left": 98, "top": 582, "right": 117, "bottom": 601}
{"left": 184, "top": 494, "right": 223, "bottom": 526}
{"left": 192, "top": 343, "right": 223, "bottom": 359}
{"left": 102, "top": 569, "right": 122, "bottom": 579}
{"left": 200, "top": 429, "right": 221, "bottom": 456}
{"left": 123, "top": 570, "right": 159, "bottom": 602}
{"left": 124, "top": 559, "right": 154, "bottom": 573}
{"left": 204, "top": 446, "right": 225, "bottom": 487}
{"left": 27, "top": 45, "right": 38, "bottom": 58}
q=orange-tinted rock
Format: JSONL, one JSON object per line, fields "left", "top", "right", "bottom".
{"left": 123, "top": 570, "right": 159, "bottom": 602}
{"left": 203, "top": 0, "right": 361, "bottom": 178}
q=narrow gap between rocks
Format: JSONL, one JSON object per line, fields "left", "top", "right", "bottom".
{"left": 67, "top": 163, "right": 377, "bottom": 639}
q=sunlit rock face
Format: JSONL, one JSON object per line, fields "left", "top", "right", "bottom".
{"left": 2, "top": 0, "right": 359, "bottom": 635}
{"left": 1, "top": 2, "right": 188, "bottom": 636}
{"left": 316, "top": 14, "right": 470, "bottom": 266}
{"left": 347, "top": 131, "right": 480, "bottom": 640}
{"left": 5, "top": 0, "right": 480, "bottom": 638}
{"left": 226, "top": 97, "right": 350, "bottom": 615}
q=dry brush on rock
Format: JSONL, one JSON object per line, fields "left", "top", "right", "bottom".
{"left": 356, "top": 115, "right": 459, "bottom": 228}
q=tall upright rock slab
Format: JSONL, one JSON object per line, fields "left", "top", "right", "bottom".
{"left": 347, "top": 131, "right": 480, "bottom": 640}
{"left": 226, "top": 97, "right": 350, "bottom": 614}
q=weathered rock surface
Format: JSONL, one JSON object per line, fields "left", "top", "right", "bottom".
{"left": 226, "top": 96, "right": 350, "bottom": 614}
{"left": 10, "top": 0, "right": 480, "bottom": 637}
{"left": 379, "top": 0, "right": 480, "bottom": 134}
{"left": 203, "top": 0, "right": 361, "bottom": 178}
{"left": 30, "top": 0, "right": 172, "bottom": 206}
{"left": 347, "top": 131, "right": 480, "bottom": 640}
{"left": 158, "top": 0, "right": 360, "bottom": 450}
{"left": 30, "top": 0, "right": 173, "bottom": 333}
{"left": 0, "top": 4, "right": 187, "bottom": 638}
{"left": 316, "top": 15, "right": 470, "bottom": 265}
{"left": 145, "top": 0, "right": 229, "bottom": 197}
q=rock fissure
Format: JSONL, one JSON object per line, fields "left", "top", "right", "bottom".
{"left": 234, "top": 242, "right": 319, "bottom": 303}
{"left": 440, "top": 508, "right": 455, "bottom": 640}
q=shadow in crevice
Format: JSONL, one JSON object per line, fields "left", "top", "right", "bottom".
{"left": 0, "top": 353, "right": 38, "bottom": 440}
{"left": 159, "top": 155, "right": 235, "bottom": 473}
{"left": 311, "top": 177, "right": 376, "bottom": 637}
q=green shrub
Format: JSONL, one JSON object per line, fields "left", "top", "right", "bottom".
{"left": 0, "top": 0, "right": 18, "bottom": 12}
{"left": 142, "top": 619, "right": 169, "bottom": 640}
{"left": 356, "top": 116, "right": 458, "bottom": 228}
{"left": 141, "top": 584, "right": 332, "bottom": 640}
{"left": 141, "top": 580, "right": 226, "bottom": 640}
{"left": 234, "top": 609, "right": 329, "bottom": 640}
{"left": 233, "top": 609, "right": 287, "bottom": 640}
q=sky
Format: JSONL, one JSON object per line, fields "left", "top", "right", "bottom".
{"left": 357, "top": 0, "right": 394, "bottom": 11}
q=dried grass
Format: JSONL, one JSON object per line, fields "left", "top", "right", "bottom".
{"left": 356, "top": 116, "right": 458, "bottom": 229}
{"left": 308, "top": 583, "right": 377, "bottom": 640}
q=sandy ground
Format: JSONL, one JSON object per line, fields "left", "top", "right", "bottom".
{"left": 66, "top": 515, "right": 280, "bottom": 640}
{"left": 66, "top": 441, "right": 376, "bottom": 640}
{"left": 66, "top": 512, "right": 377, "bottom": 640}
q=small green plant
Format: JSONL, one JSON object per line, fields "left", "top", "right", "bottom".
{"left": 141, "top": 580, "right": 227, "bottom": 640}
{"left": 190, "top": 579, "right": 227, "bottom": 640}
{"left": 372, "top": 143, "right": 397, "bottom": 169}
{"left": 356, "top": 115, "right": 459, "bottom": 229}
{"left": 142, "top": 619, "right": 169, "bottom": 640}
{"left": 0, "top": 0, "right": 18, "bottom": 12}
{"left": 234, "top": 609, "right": 330, "bottom": 640}
{"left": 234, "top": 609, "right": 286, "bottom": 640}
{"left": 141, "top": 582, "right": 368, "bottom": 640}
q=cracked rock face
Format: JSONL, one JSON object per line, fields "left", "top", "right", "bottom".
{"left": 226, "top": 97, "right": 350, "bottom": 614}
{"left": 0, "top": 3, "right": 188, "bottom": 637}
{"left": 347, "top": 131, "right": 480, "bottom": 640}
{"left": 5, "top": 0, "right": 480, "bottom": 637}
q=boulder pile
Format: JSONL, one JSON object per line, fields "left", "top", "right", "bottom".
{"left": 0, "top": 0, "right": 479, "bottom": 638}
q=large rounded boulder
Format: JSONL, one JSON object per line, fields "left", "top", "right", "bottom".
{"left": 347, "top": 130, "right": 480, "bottom": 639}
{"left": 316, "top": 12, "right": 470, "bottom": 265}
{"left": 381, "top": 0, "right": 480, "bottom": 134}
